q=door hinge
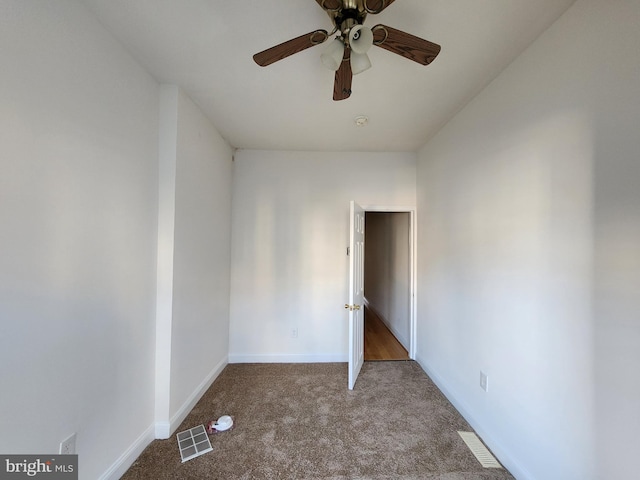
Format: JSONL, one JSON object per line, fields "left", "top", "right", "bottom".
{"left": 347, "top": 247, "right": 350, "bottom": 256}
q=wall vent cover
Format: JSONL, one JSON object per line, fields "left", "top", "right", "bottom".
{"left": 177, "top": 424, "right": 213, "bottom": 463}
{"left": 458, "top": 431, "right": 502, "bottom": 468}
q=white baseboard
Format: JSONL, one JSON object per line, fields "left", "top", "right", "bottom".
{"left": 98, "top": 424, "right": 155, "bottom": 480}
{"left": 414, "top": 353, "right": 532, "bottom": 480}
{"left": 156, "top": 356, "right": 228, "bottom": 439}
{"left": 154, "top": 421, "right": 171, "bottom": 439}
{"left": 228, "top": 353, "right": 347, "bottom": 364}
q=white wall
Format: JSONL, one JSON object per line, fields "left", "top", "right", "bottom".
{"left": 229, "top": 150, "right": 416, "bottom": 362}
{"left": 168, "top": 88, "right": 233, "bottom": 424}
{"left": 416, "top": 0, "right": 640, "bottom": 479}
{"left": 154, "top": 86, "right": 233, "bottom": 439}
{"left": 364, "top": 212, "right": 411, "bottom": 349}
{"left": 0, "top": 1, "right": 159, "bottom": 479}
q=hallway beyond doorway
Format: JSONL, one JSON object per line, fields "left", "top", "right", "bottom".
{"left": 364, "top": 306, "right": 409, "bottom": 361}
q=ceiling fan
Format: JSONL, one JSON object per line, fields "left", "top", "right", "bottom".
{"left": 253, "top": 0, "right": 441, "bottom": 101}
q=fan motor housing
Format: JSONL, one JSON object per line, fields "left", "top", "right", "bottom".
{"left": 326, "top": 0, "right": 368, "bottom": 35}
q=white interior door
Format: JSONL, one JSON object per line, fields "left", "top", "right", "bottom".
{"left": 347, "top": 201, "right": 365, "bottom": 390}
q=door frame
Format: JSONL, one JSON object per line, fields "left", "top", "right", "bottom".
{"left": 360, "top": 205, "right": 417, "bottom": 359}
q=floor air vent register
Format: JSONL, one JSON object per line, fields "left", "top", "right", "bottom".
{"left": 458, "top": 431, "right": 503, "bottom": 469}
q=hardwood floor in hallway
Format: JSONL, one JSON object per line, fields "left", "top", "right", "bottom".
{"left": 364, "top": 306, "right": 409, "bottom": 361}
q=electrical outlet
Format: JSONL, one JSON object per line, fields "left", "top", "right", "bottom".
{"left": 480, "top": 371, "right": 489, "bottom": 392}
{"left": 59, "top": 433, "right": 76, "bottom": 455}
{"left": 291, "top": 328, "right": 298, "bottom": 338}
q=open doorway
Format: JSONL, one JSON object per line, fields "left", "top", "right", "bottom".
{"left": 363, "top": 211, "right": 412, "bottom": 361}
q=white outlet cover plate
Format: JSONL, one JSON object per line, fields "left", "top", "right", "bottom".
{"left": 480, "top": 372, "right": 488, "bottom": 392}
{"left": 59, "top": 432, "right": 77, "bottom": 454}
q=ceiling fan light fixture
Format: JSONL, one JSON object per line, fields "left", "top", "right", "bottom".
{"left": 351, "top": 52, "right": 371, "bottom": 75}
{"left": 320, "top": 38, "right": 345, "bottom": 71}
{"left": 253, "top": 0, "right": 441, "bottom": 101}
{"left": 348, "top": 25, "right": 374, "bottom": 54}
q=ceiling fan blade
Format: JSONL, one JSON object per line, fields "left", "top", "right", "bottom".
{"left": 333, "top": 49, "right": 352, "bottom": 101}
{"left": 315, "top": 0, "right": 341, "bottom": 11}
{"left": 253, "top": 30, "right": 328, "bottom": 67}
{"left": 364, "top": 0, "right": 397, "bottom": 14}
{"left": 372, "top": 24, "right": 441, "bottom": 65}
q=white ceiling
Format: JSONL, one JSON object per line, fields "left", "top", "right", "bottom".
{"left": 81, "top": 0, "right": 576, "bottom": 152}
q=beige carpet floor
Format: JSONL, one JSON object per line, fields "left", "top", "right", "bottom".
{"left": 122, "top": 361, "right": 514, "bottom": 479}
